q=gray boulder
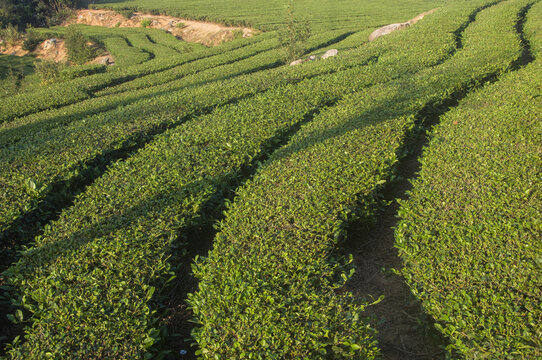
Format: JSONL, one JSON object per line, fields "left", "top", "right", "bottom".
{"left": 368, "top": 22, "right": 410, "bottom": 42}
{"left": 321, "top": 49, "right": 338, "bottom": 59}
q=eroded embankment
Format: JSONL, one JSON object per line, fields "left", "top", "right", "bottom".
{"left": 65, "top": 9, "right": 257, "bottom": 46}
{"left": 0, "top": 38, "right": 111, "bottom": 65}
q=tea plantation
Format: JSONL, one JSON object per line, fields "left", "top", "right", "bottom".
{"left": 0, "top": 0, "right": 540, "bottom": 358}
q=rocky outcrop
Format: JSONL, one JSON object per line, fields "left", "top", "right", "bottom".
{"left": 368, "top": 8, "right": 438, "bottom": 42}
{"left": 321, "top": 48, "right": 338, "bottom": 59}
{"left": 369, "top": 23, "right": 410, "bottom": 41}
{"left": 42, "top": 38, "right": 57, "bottom": 50}
{"left": 290, "top": 49, "right": 339, "bottom": 66}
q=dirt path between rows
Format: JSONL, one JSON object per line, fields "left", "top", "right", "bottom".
{"left": 65, "top": 9, "right": 257, "bottom": 46}
{"left": 344, "top": 136, "right": 448, "bottom": 359}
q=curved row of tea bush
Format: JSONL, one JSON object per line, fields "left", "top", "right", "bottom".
{"left": 0, "top": 27, "right": 369, "bottom": 149}
{"left": 189, "top": 0, "right": 532, "bottom": 357}
{"left": 0, "top": 30, "right": 353, "bottom": 148}
{"left": 0, "top": 2, "right": 489, "bottom": 353}
{"left": 91, "top": 0, "right": 447, "bottom": 33}
{"left": 123, "top": 31, "right": 180, "bottom": 59}
{"left": 1, "top": 0, "right": 511, "bottom": 357}
{"left": 0, "top": 29, "right": 271, "bottom": 124}
{"left": 143, "top": 27, "right": 205, "bottom": 53}
{"left": 101, "top": 34, "right": 152, "bottom": 66}
{"left": 34, "top": 26, "right": 153, "bottom": 68}
{"left": 96, "top": 28, "right": 363, "bottom": 97}
{"left": 96, "top": 36, "right": 280, "bottom": 96}
{"left": 0, "top": 25, "right": 398, "bottom": 271}
{"left": 0, "top": 0, "right": 476, "bottom": 263}
{"left": 0, "top": 65, "right": 379, "bottom": 359}
{"left": 395, "top": 2, "right": 542, "bottom": 358}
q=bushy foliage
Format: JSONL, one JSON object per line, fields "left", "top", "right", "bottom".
{"left": 60, "top": 63, "right": 106, "bottom": 79}
{"left": 118, "top": 9, "right": 134, "bottom": 19}
{"left": 140, "top": 18, "right": 152, "bottom": 28}
{"left": 278, "top": 0, "right": 311, "bottom": 63}
{"left": 396, "top": 1, "right": 542, "bottom": 357}
{"left": 0, "top": 0, "right": 79, "bottom": 29}
{"left": 1, "top": 0, "right": 538, "bottom": 358}
{"left": 33, "top": 59, "right": 64, "bottom": 83}
{"left": 22, "top": 27, "right": 45, "bottom": 51}
{"left": 0, "top": 24, "right": 21, "bottom": 46}
{"left": 190, "top": 0, "right": 534, "bottom": 357}
{"left": 65, "top": 25, "right": 95, "bottom": 64}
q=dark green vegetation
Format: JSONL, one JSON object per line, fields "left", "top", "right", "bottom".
{"left": 0, "top": 0, "right": 540, "bottom": 358}
{"left": 395, "top": 1, "right": 542, "bottom": 357}
{"left": 0, "top": 0, "right": 81, "bottom": 29}
{"left": 64, "top": 25, "right": 96, "bottom": 64}
{"left": 0, "top": 55, "right": 39, "bottom": 97}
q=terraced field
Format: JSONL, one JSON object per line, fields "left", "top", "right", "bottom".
{"left": 0, "top": 0, "right": 540, "bottom": 358}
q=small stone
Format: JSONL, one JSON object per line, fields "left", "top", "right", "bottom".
{"left": 290, "top": 59, "right": 303, "bottom": 66}
{"left": 321, "top": 49, "right": 338, "bottom": 59}
{"left": 43, "top": 38, "right": 58, "bottom": 50}
{"left": 308, "top": 55, "right": 317, "bottom": 61}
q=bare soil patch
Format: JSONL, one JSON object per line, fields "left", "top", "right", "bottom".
{"left": 1, "top": 39, "right": 111, "bottom": 65}
{"left": 65, "top": 9, "right": 257, "bottom": 46}
{"left": 0, "top": 40, "right": 68, "bottom": 62}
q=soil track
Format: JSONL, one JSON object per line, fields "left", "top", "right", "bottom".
{"left": 65, "top": 9, "right": 257, "bottom": 46}
{"left": 344, "top": 141, "right": 447, "bottom": 360}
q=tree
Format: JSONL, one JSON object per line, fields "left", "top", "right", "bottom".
{"left": 0, "top": 0, "right": 83, "bottom": 29}
{"left": 278, "top": 0, "right": 311, "bottom": 64}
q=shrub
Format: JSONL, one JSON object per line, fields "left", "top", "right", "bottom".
{"left": 0, "top": 24, "right": 21, "bottom": 47}
{"left": 175, "top": 22, "right": 186, "bottom": 29}
{"left": 34, "top": 60, "right": 64, "bottom": 84}
{"left": 118, "top": 9, "right": 134, "bottom": 19}
{"left": 65, "top": 25, "right": 95, "bottom": 64}
{"left": 60, "top": 63, "right": 106, "bottom": 80}
{"left": 231, "top": 29, "right": 243, "bottom": 40}
{"left": 278, "top": 0, "right": 311, "bottom": 63}
{"left": 47, "top": 7, "right": 73, "bottom": 27}
{"left": 140, "top": 18, "right": 152, "bottom": 28}
{"left": 22, "top": 27, "right": 44, "bottom": 51}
